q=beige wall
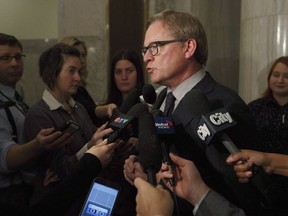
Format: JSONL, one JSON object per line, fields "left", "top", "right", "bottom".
{"left": 0, "top": 0, "right": 58, "bottom": 39}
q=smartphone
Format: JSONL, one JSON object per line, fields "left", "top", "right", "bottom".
{"left": 55, "top": 120, "right": 80, "bottom": 135}
{"left": 79, "top": 177, "right": 120, "bottom": 216}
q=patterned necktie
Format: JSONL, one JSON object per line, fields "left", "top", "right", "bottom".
{"left": 15, "top": 91, "right": 29, "bottom": 113}
{"left": 163, "top": 92, "right": 176, "bottom": 116}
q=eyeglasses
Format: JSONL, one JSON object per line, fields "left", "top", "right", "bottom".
{"left": 142, "top": 39, "right": 187, "bottom": 56}
{"left": 0, "top": 54, "right": 26, "bottom": 63}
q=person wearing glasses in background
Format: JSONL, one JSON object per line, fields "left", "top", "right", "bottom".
{"left": 0, "top": 33, "right": 75, "bottom": 208}
{"left": 123, "top": 10, "right": 278, "bottom": 216}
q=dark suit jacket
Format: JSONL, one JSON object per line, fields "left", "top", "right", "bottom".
{"left": 154, "top": 72, "right": 274, "bottom": 216}
{"left": 196, "top": 190, "right": 246, "bottom": 216}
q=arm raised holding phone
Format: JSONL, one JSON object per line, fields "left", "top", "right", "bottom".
{"left": 6, "top": 128, "right": 72, "bottom": 170}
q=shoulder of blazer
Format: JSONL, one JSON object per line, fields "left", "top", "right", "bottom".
{"left": 193, "top": 72, "right": 216, "bottom": 94}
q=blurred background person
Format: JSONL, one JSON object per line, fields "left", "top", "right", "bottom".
{"left": 248, "top": 56, "right": 288, "bottom": 213}
{"left": 248, "top": 56, "right": 288, "bottom": 154}
{"left": 96, "top": 49, "right": 145, "bottom": 121}
{"left": 59, "top": 36, "right": 101, "bottom": 127}
{"left": 96, "top": 49, "right": 145, "bottom": 216}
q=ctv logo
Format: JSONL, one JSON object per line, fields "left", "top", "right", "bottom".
{"left": 113, "top": 117, "right": 129, "bottom": 124}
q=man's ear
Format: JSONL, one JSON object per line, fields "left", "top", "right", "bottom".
{"left": 184, "top": 39, "right": 197, "bottom": 59}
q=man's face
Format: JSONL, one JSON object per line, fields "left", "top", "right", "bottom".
{"left": 143, "top": 21, "right": 188, "bottom": 89}
{"left": 0, "top": 45, "right": 23, "bottom": 88}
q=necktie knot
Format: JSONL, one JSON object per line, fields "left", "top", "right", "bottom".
{"left": 164, "top": 92, "right": 176, "bottom": 116}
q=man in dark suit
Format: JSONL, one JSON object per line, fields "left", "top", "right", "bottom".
{"left": 124, "top": 10, "right": 277, "bottom": 216}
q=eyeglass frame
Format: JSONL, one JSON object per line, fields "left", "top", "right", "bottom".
{"left": 141, "top": 39, "right": 188, "bottom": 57}
{"left": 0, "top": 54, "right": 26, "bottom": 63}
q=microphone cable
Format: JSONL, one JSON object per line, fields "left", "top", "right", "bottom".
{"left": 170, "top": 180, "right": 180, "bottom": 216}
{"left": 160, "top": 173, "right": 180, "bottom": 216}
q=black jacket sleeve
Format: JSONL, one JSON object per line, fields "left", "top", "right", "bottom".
{"left": 27, "top": 153, "right": 102, "bottom": 216}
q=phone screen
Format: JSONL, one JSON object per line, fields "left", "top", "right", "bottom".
{"left": 79, "top": 178, "right": 120, "bottom": 216}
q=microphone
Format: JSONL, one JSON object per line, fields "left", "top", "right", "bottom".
{"left": 107, "top": 103, "right": 148, "bottom": 143}
{"left": 138, "top": 110, "right": 162, "bottom": 185}
{"left": 182, "top": 89, "right": 239, "bottom": 153}
{"left": 142, "top": 84, "right": 157, "bottom": 105}
{"left": 182, "top": 89, "right": 275, "bottom": 208}
{"left": 108, "top": 88, "right": 140, "bottom": 130}
{"left": 152, "top": 109, "right": 176, "bottom": 186}
{"left": 119, "top": 88, "right": 140, "bottom": 114}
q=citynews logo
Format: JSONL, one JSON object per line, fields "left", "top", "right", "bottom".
{"left": 155, "top": 120, "right": 173, "bottom": 129}
{"left": 197, "top": 111, "right": 233, "bottom": 141}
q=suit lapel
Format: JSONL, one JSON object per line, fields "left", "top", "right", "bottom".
{"left": 172, "top": 73, "right": 216, "bottom": 124}
{"left": 153, "top": 72, "right": 216, "bottom": 125}
{"left": 193, "top": 72, "right": 216, "bottom": 94}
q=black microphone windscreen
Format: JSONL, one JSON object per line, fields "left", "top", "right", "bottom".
{"left": 138, "top": 111, "right": 162, "bottom": 175}
{"left": 119, "top": 88, "right": 140, "bottom": 114}
{"left": 142, "top": 84, "right": 157, "bottom": 104}
{"left": 126, "top": 103, "right": 148, "bottom": 118}
{"left": 182, "top": 91, "right": 274, "bottom": 209}
{"left": 151, "top": 109, "right": 164, "bottom": 117}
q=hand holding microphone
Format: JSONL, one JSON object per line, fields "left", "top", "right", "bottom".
{"left": 108, "top": 88, "right": 140, "bottom": 128}
{"left": 182, "top": 89, "right": 275, "bottom": 209}
{"left": 138, "top": 110, "right": 162, "bottom": 186}
{"left": 152, "top": 109, "right": 176, "bottom": 186}
{"left": 141, "top": 84, "right": 176, "bottom": 186}
{"left": 105, "top": 89, "right": 141, "bottom": 143}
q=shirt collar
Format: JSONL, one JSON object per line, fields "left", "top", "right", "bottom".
{"left": 0, "top": 83, "right": 16, "bottom": 100}
{"left": 168, "top": 68, "right": 206, "bottom": 102}
{"left": 160, "top": 68, "right": 206, "bottom": 112}
{"left": 265, "top": 95, "right": 288, "bottom": 107}
{"left": 42, "top": 89, "right": 76, "bottom": 111}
